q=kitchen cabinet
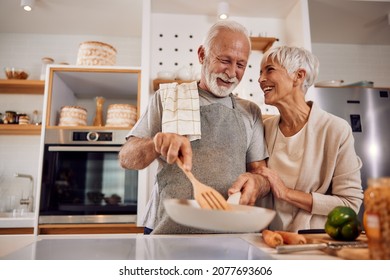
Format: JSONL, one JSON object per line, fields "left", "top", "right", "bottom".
{"left": 44, "top": 66, "right": 141, "bottom": 129}
{"left": 0, "top": 228, "right": 34, "bottom": 235}
{"left": 34, "top": 66, "right": 143, "bottom": 234}
{"left": 38, "top": 224, "right": 144, "bottom": 235}
{"left": 0, "top": 79, "right": 44, "bottom": 135}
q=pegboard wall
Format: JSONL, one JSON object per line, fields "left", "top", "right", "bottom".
{"left": 153, "top": 32, "right": 201, "bottom": 77}
{"left": 150, "top": 14, "right": 283, "bottom": 114}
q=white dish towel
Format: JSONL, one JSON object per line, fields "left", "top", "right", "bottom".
{"left": 160, "top": 81, "right": 201, "bottom": 141}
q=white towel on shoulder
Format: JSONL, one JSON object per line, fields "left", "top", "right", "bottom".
{"left": 160, "top": 81, "right": 201, "bottom": 141}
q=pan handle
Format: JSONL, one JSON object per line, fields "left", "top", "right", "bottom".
{"left": 276, "top": 243, "right": 328, "bottom": 254}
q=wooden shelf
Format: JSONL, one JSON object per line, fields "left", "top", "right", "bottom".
{"left": 250, "top": 37, "right": 278, "bottom": 52}
{"left": 153, "top": 78, "right": 195, "bottom": 91}
{"left": 45, "top": 125, "right": 134, "bottom": 130}
{"left": 0, "top": 124, "right": 42, "bottom": 135}
{"left": 0, "top": 79, "right": 45, "bottom": 94}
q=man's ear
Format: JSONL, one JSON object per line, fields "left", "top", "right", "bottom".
{"left": 198, "top": 46, "right": 205, "bottom": 64}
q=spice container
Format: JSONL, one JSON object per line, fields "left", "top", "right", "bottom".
{"left": 18, "top": 114, "right": 30, "bottom": 125}
{"left": 4, "top": 111, "right": 17, "bottom": 124}
{"left": 364, "top": 177, "right": 390, "bottom": 259}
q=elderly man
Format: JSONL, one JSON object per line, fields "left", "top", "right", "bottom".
{"left": 119, "top": 20, "right": 269, "bottom": 234}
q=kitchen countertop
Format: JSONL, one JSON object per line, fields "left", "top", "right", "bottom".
{"left": 0, "top": 233, "right": 341, "bottom": 260}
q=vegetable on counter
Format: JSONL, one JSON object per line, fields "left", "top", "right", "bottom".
{"left": 275, "top": 230, "right": 307, "bottom": 245}
{"left": 262, "top": 230, "right": 284, "bottom": 248}
{"left": 261, "top": 229, "right": 307, "bottom": 248}
{"left": 325, "top": 206, "right": 362, "bottom": 241}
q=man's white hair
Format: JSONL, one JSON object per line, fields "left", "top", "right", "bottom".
{"left": 202, "top": 20, "right": 251, "bottom": 56}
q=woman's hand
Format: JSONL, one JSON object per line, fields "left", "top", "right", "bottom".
{"left": 257, "top": 166, "right": 290, "bottom": 200}
{"left": 257, "top": 166, "right": 313, "bottom": 212}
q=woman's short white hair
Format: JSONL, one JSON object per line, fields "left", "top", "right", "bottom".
{"left": 262, "top": 46, "right": 319, "bottom": 92}
{"left": 202, "top": 20, "right": 251, "bottom": 56}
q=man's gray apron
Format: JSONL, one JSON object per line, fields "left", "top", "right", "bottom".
{"left": 152, "top": 94, "right": 247, "bottom": 234}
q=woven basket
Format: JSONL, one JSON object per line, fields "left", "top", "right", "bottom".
{"left": 76, "top": 41, "right": 117, "bottom": 66}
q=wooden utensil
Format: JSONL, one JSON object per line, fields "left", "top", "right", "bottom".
{"left": 176, "top": 158, "right": 229, "bottom": 210}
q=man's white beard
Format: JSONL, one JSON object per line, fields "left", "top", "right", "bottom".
{"left": 203, "top": 62, "right": 239, "bottom": 97}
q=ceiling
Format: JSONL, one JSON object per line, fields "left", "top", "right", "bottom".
{"left": 0, "top": 0, "right": 389, "bottom": 45}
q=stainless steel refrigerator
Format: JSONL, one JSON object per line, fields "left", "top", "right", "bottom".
{"left": 306, "top": 86, "right": 390, "bottom": 221}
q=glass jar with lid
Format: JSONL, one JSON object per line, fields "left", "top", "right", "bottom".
{"left": 4, "top": 111, "right": 17, "bottom": 124}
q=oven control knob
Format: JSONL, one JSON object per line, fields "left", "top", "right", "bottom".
{"left": 87, "top": 131, "right": 99, "bottom": 142}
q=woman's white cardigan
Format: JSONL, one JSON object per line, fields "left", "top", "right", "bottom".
{"left": 261, "top": 101, "right": 363, "bottom": 232}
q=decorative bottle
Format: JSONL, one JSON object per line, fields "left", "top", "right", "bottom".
{"left": 93, "top": 96, "right": 105, "bottom": 126}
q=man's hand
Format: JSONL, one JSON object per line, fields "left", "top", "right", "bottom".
{"left": 228, "top": 172, "right": 270, "bottom": 206}
{"left": 228, "top": 160, "right": 270, "bottom": 206}
{"left": 153, "top": 132, "right": 193, "bottom": 170}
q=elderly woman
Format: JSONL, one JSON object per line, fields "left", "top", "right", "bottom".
{"left": 257, "top": 46, "right": 363, "bottom": 232}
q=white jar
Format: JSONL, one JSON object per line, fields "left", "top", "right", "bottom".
{"left": 40, "top": 57, "right": 54, "bottom": 80}
{"left": 176, "top": 66, "right": 193, "bottom": 81}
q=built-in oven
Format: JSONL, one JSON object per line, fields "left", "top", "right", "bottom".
{"left": 39, "top": 129, "right": 137, "bottom": 224}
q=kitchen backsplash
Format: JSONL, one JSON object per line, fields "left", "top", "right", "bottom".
{"left": 0, "top": 135, "right": 41, "bottom": 212}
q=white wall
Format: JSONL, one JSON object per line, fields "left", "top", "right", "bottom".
{"left": 285, "top": 0, "right": 312, "bottom": 50}
{"left": 0, "top": 33, "right": 142, "bottom": 79}
{"left": 312, "top": 43, "right": 390, "bottom": 88}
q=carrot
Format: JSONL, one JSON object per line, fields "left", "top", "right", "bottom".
{"left": 275, "top": 230, "right": 307, "bottom": 245}
{"left": 262, "top": 229, "right": 284, "bottom": 248}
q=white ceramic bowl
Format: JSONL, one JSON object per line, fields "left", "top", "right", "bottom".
{"left": 164, "top": 198, "right": 276, "bottom": 233}
{"left": 157, "top": 70, "right": 175, "bottom": 80}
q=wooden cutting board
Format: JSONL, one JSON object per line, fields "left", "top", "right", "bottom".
{"left": 303, "top": 233, "right": 370, "bottom": 260}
